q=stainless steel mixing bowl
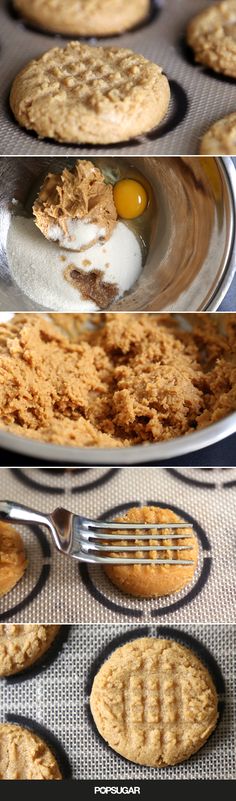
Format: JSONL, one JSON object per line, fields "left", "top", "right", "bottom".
{"left": 0, "top": 413, "right": 236, "bottom": 464}
{"left": 0, "top": 156, "right": 236, "bottom": 311}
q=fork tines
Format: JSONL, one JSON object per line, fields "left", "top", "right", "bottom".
{"left": 80, "top": 521, "right": 195, "bottom": 564}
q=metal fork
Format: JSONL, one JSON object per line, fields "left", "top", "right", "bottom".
{"left": 0, "top": 501, "right": 194, "bottom": 564}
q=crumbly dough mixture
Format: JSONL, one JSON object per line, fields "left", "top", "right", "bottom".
{"left": 0, "top": 313, "right": 235, "bottom": 448}
{"left": 90, "top": 637, "right": 218, "bottom": 767}
{"left": 33, "top": 159, "right": 117, "bottom": 245}
{"left": 0, "top": 521, "right": 27, "bottom": 597}
{"left": 0, "top": 624, "right": 60, "bottom": 677}
{"left": 104, "top": 506, "right": 198, "bottom": 598}
{"left": 0, "top": 723, "right": 62, "bottom": 779}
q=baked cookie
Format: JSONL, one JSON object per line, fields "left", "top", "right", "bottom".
{"left": 13, "top": 0, "right": 150, "bottom": 37}
{"left": 103, "top": 506, "right": 198, "bottom": 598}
{"left": 0, "top": 624, "right": 61, "bottom": 677}
{"left": 200, "top": 112, "right": 236, "bottom": 154}
{"left": 90, "top": 637, "right": 218, "bottom": 767}
{"left": 0, "top": 723, "right": 62, "bottom": 779}
{"left": 0, "top": 521, "right": 27, "bottom": 598}
{"left": 187, "top": 1, "right": 236, "bottom": 78}
{"left": 10, "top": 42, "right": 170, "bottom": 144}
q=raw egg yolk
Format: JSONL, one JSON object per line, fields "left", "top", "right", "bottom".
{"left": 113, "top": 179, "right": 148, "bottom": 219}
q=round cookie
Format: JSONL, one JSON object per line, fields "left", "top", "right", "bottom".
{"left": 200, "top": 112, "right": 236, "bottom": 154}
{"left": 187, "top": 1, "right": 236, "bottom": 78}
{"left": 0, "top": 521, "right": 27, "bottom": 598}
{"left": 103, "top": 506, "right": 198, "bottom": 598}
{"left": 9, "top": 41, "right": 170, "bottom": 145}
{"left": 90, "top": 637, "right": 218, "bottom": 767}
{"left": 13, "top": 0, "right": 150, "bottom": 37}
{"left": 0, "top": 624, "right": 61, "bottom": 677}
{"left": 0, "top": 723, "right": 62, "bottom": 779}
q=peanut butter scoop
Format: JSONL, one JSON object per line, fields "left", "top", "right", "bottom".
{"left": 33, "top": 159, "right": 117, "bottom": 251}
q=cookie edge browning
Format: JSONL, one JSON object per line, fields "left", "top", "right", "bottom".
{"left": 103, "top": 506, "right": 198, "bottom": 598}
{"left": 0, "top": 625, "right": 61, "bottom": 677}
{"left": 90, "top": 637, "right": 219, "bottom": 767}
{"left": 13, "top": 0, "right": 151, "bottom": 37}
{"left": 9, "top": 47, "right": 170, "bottom": 144}
{"left": 0, "top": 722, "right": 62, "bottom": 779}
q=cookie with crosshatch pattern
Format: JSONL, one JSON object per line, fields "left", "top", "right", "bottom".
{"left": 90, "top": 637, "right": 218, "bottom": 766}
{"left": 10, "top": 41, "right": 170, "bottom": 144}
{"left": 0, "top": 624, "right": 60, "bottom": 677}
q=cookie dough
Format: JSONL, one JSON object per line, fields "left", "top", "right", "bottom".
{"left": 0, "top": 625, "right": 60, "bottom": 677}
{"left": 187, "top": 1, "right": 236, "bottom": 78}
{"left": 10, "top": 42, "right": 170, "bottom": 144}
{"left": 33, "top": 160, "right": 117, "bottom": 251}
{"left": 90, "top": 637, "right": 218, "bottom": 767}
{"left": 0, "top": 522, "right": 27, "bottom": 598}
{"left": 200, "top": 112, "right": 236, "bottom": 154}
{"left": 0, "top": 313, "right": 235, "bottom": 448}
{"left": 103, "top": 506, "right": 198, "bottom": 598}
{"left": 13, "top": 0, "right": 150, "bottom": 37}
{"left": 0, "top": 723, "right": 62, "bottom": 779}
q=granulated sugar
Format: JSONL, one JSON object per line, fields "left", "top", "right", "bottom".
{"left": 7, "top": 215, "right": 142, "bottom": 311}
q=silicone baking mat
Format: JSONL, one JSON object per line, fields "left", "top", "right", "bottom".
{"left": 0, "top": 624, "right": 235, "bottom": 780}
{"left": 0, "top": 467, "right": 236, "bottom": 624}
{"left": 0, "top": 0, "right": 236, "bottom": 156}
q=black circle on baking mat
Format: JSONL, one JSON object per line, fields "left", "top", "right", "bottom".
{"left": 86, "top": 625, "right": 224, "bottom": 766}
{"left": 5, "top": 626, "right": 71, "bottom": 684}
{"left": 0, "top": 523, "right": 51, "bottom": 621}
{"left": 79, "top": 499, "right": 211, "bottom": 619}
{"left": 169, "top": 468, "right": 236, "bottom": 490}
{"left": 5, "top": 714, "right": 72, "bottom": 779}
{"left": 10, "top": 467, "right": 119, "bottom": 495}
{"left": 8, "top": 0, "right": 162, "bottom": 40}
{"left": 146, "top": 80, "right": 189, "bottom": 141}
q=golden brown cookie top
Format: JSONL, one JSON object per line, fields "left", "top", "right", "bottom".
{"left": 33, "top": 160, "right": 117, "bottom": 242}
{"left": 0, "top": 624, "right": 61, "bottom": 677}
{"left": 0, "top": 723, "right": 62, "bottom": 779}
{"left": 187, "top": 1, "right": 236, "bottom": 78}
{"left": 103, "top": 506, "right": 198, "bottom": 598}
{"left": 13, "top": 0, "right": 150, "bottom": 36}
{"left": 0, "top": 521, "right": 27, "bottom": 598}
{"left": 90, "top": 637, "right": 218, "bottom": 767}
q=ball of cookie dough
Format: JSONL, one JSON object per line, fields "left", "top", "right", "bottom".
{"left": 0, "top": 625, "right": 61, "bottom": 677}
{"left": 187, "top": 1, "right": 236, "bottom": 79}
{"left": 90, "top": 637, "right": 218, "bottom": 767}
{"left": 13, "top": 0, "right": 150, "bottom": 37}
{"left": 103, "top": 506, "right": 198, "bottom": 598}
{"left": 200, "top": 112, "right": 236, "bottom": 154}
{"left": 0, "top": 522, "right": 27, "bottom": 598}
{"left": 0, "top": 723, "right": 62, "bottom": 779}
{"left": 10, "top": 42, "right": 170, "bottom": 145}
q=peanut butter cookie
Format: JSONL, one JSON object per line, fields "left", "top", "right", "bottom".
{"left": 200, "top": 112, "right": 236, "bottom": 154}
{"left": 103, "top": 506, "right": 198, "bottom": 598}
{"left": 13, "top": 0, "right": 150, "bottom": 37}
{"left": 90, "top": 637, "right": 218, "bottom": 767}
{"left": 0, "top": 522, "right": 27, "bottom": 598}
{"left": 0, "top": 723, "right": 62, "bottom": 779}
{"left": 10, "top": 42, "right": 170, "bottom": 144}
{"left": 187, "top": 1, "right": 236, "bottom": 78}
{"left": 0, "top": 625, "right": 61, "bottom": 677}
